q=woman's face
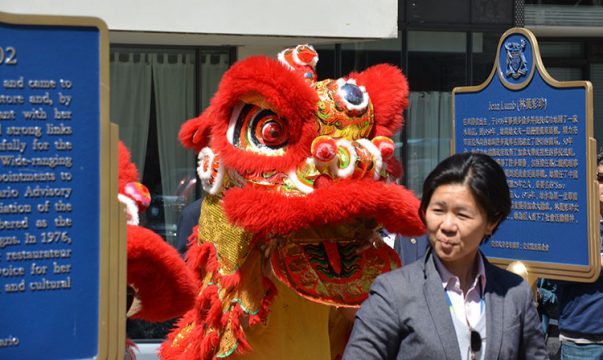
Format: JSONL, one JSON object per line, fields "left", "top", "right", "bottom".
{"left": 425, "top": 183, "right": 497, "bottom": 268}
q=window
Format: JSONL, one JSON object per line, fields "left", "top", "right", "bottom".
{"left": 472, "top": 32, "right": 504, "bottom": 85}
{"left": 406, "top": 0, "right": 470, "bottom": 24}
{"left": 313, "top": 44, "right": 337, "bottom": 80}
{"left": 471, "top": 0, "right": 513, "bottom": 25}
{"left": 526, "top": 0, "right": 603, "bottom": 5}
{"left": 110, "top": 46, "right": 232, "bottom": 341}
{"left": 406, "top": 31, "right": 466, "bottom": 196}
{"left": 110, "top": 48, "right": 230, "bottom": 246}
{"left": 340, "top": 37, "right": 402, "bottom": 74}
{"left": 525, "top": 1, "right": 603, "bottom": 26}
{"left": 401, "top": 0, "right": 514, "bottom": 27}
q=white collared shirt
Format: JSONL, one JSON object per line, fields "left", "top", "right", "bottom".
{"left": 434, "top": 253, "right": 487, "bottom": 329}
{"left": 378, "top": 228, "right": 396, "bottom": 249}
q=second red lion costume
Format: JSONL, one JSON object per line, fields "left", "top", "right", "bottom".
{"left": 117, "top": 141, "right": 196, "bottom": 358}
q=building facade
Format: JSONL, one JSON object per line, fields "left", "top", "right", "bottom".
{"left": 3, "top": 0, "right": 602, "bottom": 342}
{"left": 4, "top": 0, "right": 602, "bottom": 262}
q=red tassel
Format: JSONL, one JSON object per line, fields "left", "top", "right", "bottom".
{"left": 197, "top": 285, "right": 222, "bottom": 329}
{"left": 205, "top": 245, "right": 221, "bottom": 275}
{"left": 200, "top": 331, "right": 220, "bottom": 360}
{"left": 197, "top": 285, "right": 218, "bottom": 318}
{"left": 186, "top": 241, "right": 210, "bottom": 281}
{"left": 125, "top": 338, "right": 138, "bottom": 360}
{"left": 229, "top": 305, "right": 251, "bottom": 353}
{"left": 206, "top": 295, "right": 224, "bottom": 329}
{"left": 159, "top": 310, "right": 196, "bottom": 359}
{"left": 220, "top": 271, "right": 241, "bottom": 290}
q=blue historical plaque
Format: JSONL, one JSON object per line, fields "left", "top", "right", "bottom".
{"left": 453, "top": 28, "right": 598, "bottom": 281}
{"left": 0, "top": 13, "right": 114, "bottom": 359}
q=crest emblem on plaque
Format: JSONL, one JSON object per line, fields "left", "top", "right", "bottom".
{"left": 504, "top": 39, "right": 528, "bottom": 80}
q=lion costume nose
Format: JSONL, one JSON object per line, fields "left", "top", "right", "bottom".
{"left": 290, "top": 135, "right": 395, "bottom": 194}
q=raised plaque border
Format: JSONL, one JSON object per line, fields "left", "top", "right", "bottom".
{"left": 452, "top": 27, "right": 599, "bottom": 282}
{"left": 0, "top": 11, "right": 122, "bottom": 358}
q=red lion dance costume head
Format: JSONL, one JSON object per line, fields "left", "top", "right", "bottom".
{"left": 161, "top": 45, "right": 424, "bottom": 360}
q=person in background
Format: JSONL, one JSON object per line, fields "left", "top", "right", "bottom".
{"left": 553, "top": 151, "right": 603, "bottom": 360}
{"left": 379, "top": 228, "right": 429, "bottom": 266}
{"left": 536, "top": 278, "right": 558, "bottom": 342}
{"left": 394, "top": 234, "right": 430, "bottom": 266}
{"left": 175, "top": 197, "right": 203, "bottom": 255}
{"left": 343, "top": 152, "right": 547, "bottom": 360}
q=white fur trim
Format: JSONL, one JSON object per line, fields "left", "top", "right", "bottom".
{"left": 197, "top": 147, "right": 225, "bottom": 195}
{"left": 207, "top": 162, "right": 225, "bottom": 195}
{"left": 292, "top": 47, "right": 303, "bottom": 66}
{"left": 248, "top": 142, "right": 286, "bottom": 156}
{"left": 336, "top": 78, "right": 369, "bottom": 112}
{"left": 197, "top": 147, "right": 215, "bottom": 180}
{"left": 292, "top": 45, "right": 318, "bottom": 68}
{"left": 118, "top": 193, "right": 140, "bottom": 225}
{"left": 227, "top": 102, "right": 245, "bottom": 145}
{"left": 277, "top": 50, "right": 295, "bottom": 71}
{"left": 357, "top": 138, "right": 383, "bottom": 180}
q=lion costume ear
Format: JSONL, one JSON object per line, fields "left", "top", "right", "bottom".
{"left": 126, "top": 224, "right": 197, "bottom": 322}
{"left": 180, "top": 112, "right": 213, "bottom": 153}
{"left": 350, "top": 64, "right": 410, "bottom": 138}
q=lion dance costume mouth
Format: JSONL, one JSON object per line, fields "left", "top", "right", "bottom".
{"left": 161, "top": 45, "right": 425, "bottom": 360}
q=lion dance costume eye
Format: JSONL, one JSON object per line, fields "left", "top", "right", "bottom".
{"left": 160, "top": 44, "right": 425, "bottom": 360}
{"left": 228, "top": 102, "right": 289, "bottom": 153}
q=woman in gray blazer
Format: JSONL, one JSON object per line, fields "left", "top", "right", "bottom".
{"left": 344, "top": 153, "right": 548, "bottom": 360}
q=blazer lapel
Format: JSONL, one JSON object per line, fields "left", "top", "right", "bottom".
{"left": 483, "top": 258, "right": 504, "bottom": 360}
{"left": 422, "top": 251, "right": 462, "bottom": 360}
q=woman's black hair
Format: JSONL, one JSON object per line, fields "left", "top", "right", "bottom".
{"left": 419, "top": 152, "right": 511, "bottom": 235}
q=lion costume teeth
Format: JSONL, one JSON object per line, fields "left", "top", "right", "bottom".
{"left": 161, "top": 45, "right": 424, "bottom": 360}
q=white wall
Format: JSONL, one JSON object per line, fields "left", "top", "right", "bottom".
{"left": 1, "top": 0, "right": 398, "bottom": 40}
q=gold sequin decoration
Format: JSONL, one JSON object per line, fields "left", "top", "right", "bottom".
{"left": 270, "top": 219, "right": 399, "bottom": 306}
{"left": 215, "top": 317, "right": 239, "bottom": 357}
{"left": 219, "top": 250, "right": 267, "bottom": 314}
{"left": 211, "top": 251, "right": 271, "bottom": 358}
{"left": 171, "top": 323, "right": 195, "bottom": 349}
{"left": 314, "top": 79, "right": 374, "bottom": 140}
{"left": 197, "top": 195, "right": 254, "bottom": 276}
